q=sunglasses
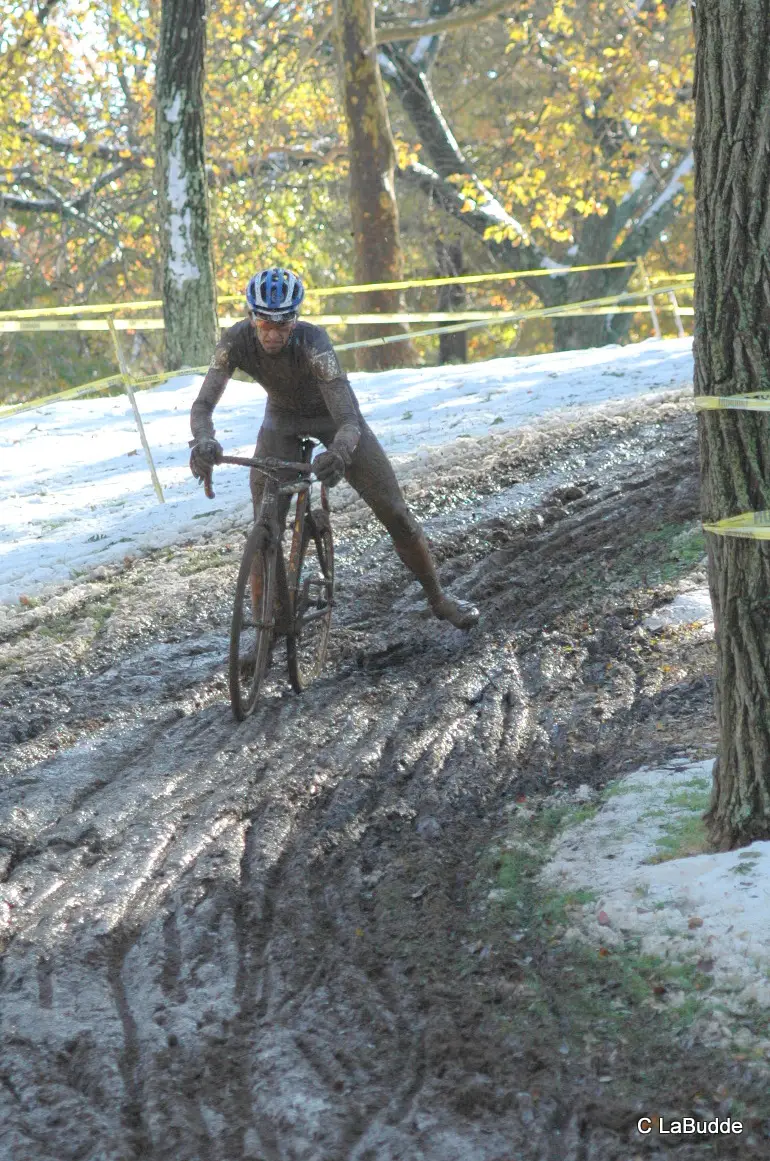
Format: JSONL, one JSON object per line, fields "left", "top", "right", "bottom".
{"left": 250, "top": 311, "right": 297, "bottom": 327}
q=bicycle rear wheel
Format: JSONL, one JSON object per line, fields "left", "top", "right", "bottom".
{"left": 287, "top": 508, "right": 334, "bottom": 692}
{"left": 229, "top": 524, "right": 275, "bottom": 720}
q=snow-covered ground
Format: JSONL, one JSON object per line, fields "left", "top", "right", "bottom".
{"left": 542, "top": 760, "right": 770, "bottom": 1031}
{"left": 1, "top": 336, "right": 692, "bottom": 606}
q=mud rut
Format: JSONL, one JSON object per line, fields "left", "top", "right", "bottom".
{"left": 1, "top": 392, "right": 764, "bottom": 1159}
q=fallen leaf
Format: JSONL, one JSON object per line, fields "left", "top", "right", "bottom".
{"left": 652, "top": 984, "right": 667, "bottom": 995}
{"left": 688, "top": 916, "right": 704, "bottom": 929}
{"left": 598, "top": 947, "right": 610, "bottom": 957}
{"left": 696, "top": 958, "right": 714, "bottom": 973}
{"left": 597, "top": 910, "right": 611, "bottom": 926}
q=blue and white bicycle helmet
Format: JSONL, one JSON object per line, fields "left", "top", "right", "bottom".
{"left": 246, "top": 267, "right": 305, "bottom": 320}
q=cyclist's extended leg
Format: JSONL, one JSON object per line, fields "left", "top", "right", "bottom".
{"left": 344, "top": 423, "right": 479, "bottom": 630}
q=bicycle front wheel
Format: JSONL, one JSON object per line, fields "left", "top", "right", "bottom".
{"left": 287, "top": 508, "right": 334, "bottom": 693}
{"left": 229, "top": 524, "right": 275, "bottom": 720}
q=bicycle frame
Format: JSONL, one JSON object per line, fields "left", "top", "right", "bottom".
{"left": 217, "top": 448, "right": 325, "bottom": 638}
{"left": 205, "top": 446, "right": 335, "bottom": 716}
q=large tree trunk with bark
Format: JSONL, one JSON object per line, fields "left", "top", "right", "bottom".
{"left": 694, "top": 1, "right": 770, "bottom": 848}
{"left": 155, "top": 0, "right": 218, "bottom": 370}
{"left": 336, "top": 0, "right": 413, "bottom": 371}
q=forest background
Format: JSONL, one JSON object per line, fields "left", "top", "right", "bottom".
{"left": 0, "top": 0, "right": 694, "bottom": 405}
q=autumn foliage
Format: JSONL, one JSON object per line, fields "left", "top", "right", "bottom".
{"left": 0, "top": 0, "right": 694, "bottom": 399}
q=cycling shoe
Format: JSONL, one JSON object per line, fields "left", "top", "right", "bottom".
{"left": 430, "top": 595, "right": 480, "bottom": 630}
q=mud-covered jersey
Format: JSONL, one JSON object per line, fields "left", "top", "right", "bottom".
{"left": 190, "top": 320, "right": 362, "bottom": 450}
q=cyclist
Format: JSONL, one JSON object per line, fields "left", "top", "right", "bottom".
{"left": 189, "top": 266, "right": 479, "bottom": 630}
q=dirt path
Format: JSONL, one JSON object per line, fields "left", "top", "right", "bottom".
{"left": 2, "top": 391, "right": 767, "bottom": 1159}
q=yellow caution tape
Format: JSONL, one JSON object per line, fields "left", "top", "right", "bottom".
{"left": 0, "top": 281, "right": 692, "bottom": 422}
{"left": 703, "top": 511, "right": 770, "bottom": 539}
{"left": 219, "top": 260, "right": 647, "bottom": 302}
{"left": 333, "top": 281, "right": 693, "bottom": 351}
{"left": 694, "top": 393, "right": 770, "bottom": 411}
{"left": 0, "top": 262, "right": 693, "bottom": 319}
{"left": 0, "top": 299, "right": 165, "bottom": 320}
{"left": 0, "top": 318, "right": 166, "bottom": 333}
{"left": 217, "top": 311, "right": 506, "bottom": 327}
{"left": 0, "top": 365, "right": 211, "bottom": 420}
{"left": 1, "top": 298, "right": 695, "bottom": 334}
{"left": 0, "top": 374, "right": 126, "bottom": 417}
{"left": 698, "top": 397, "right": 770, "bottom": 535}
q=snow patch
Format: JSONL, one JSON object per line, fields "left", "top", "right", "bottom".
{"left": 645, "top": 586, "right": 713, "bottom": 632}
{"left": 543, "top": 760, "right": 770, "bottom": 1015}
{"left": 166, "top": 135, "right": 201, "bottom": 285}
{"left": 636, "top": 153, "right": 694, "bottom": 230}
{"left": 410, "top": 35, "right": 434, "bottom": 65}
{"left": 164, "top": 91, "right": 182, "bottom": 124}
{"left": 1, "top": 338, "right": 693, "bottom": 607}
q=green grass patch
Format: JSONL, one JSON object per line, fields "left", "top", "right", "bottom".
{"left": 191, "top": 508, "right": 223, "bottom": 520}
{"left": 475, "top": 805, "right": 710, "bottom": 1049}
{"left": 34, "top": 601, "right": 115, "bottom": 642}
{"left": 562, "top": 520, "right": 707, "bottom": 599}
{"left": 179, "top": 549, "right": 235, "bottom": 577}
{"left": 730, "top": 854, "right": 763, "bottom": 877}
{"left": 648, "top": 811, "right": 709, "bottom": 863}
{"left": 664, "top": 782, "right": 711, "bottom": 811}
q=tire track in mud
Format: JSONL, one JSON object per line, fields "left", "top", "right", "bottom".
{"left": 4, "top": 394, "right": 761, "bottom": 1159}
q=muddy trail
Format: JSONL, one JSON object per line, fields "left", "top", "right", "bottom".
{"left": 2, "top": 390, "right": 766, "bottom": 1159}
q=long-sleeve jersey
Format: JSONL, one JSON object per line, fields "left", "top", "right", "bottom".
{"left": 190, "top": 319, "right": 362, "bottom": 454}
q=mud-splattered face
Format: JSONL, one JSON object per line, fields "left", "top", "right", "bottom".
{"left": 251, "top": 314, "right": 297, "bottom": 355}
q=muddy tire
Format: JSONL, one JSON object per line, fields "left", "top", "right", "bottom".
{"left": 229, "top": 524, "right": 275, "bottom": 720}
{"left": 287, "top": 509, "right": 334, "bottom": 693}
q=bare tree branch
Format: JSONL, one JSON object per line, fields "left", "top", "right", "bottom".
{"left": 0, "top": 190, "right": 120, "bottom": 241}
{"left": 15, "top": 124, "right": 144, "bottom": 164}
{"left": 375, "top": 0, "right": 511, "bottom": 44}
{"left": 613, "top": 152, "right": 693, "bottom": 261}
{"left": 398, "top": 161, "right": 565, "bottom": 304}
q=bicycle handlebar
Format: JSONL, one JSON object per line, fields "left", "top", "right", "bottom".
{"left": 218, "top": 454, "right": 313, "bottom": 474}
{"left": 201, "top": 452, "right": 314, "bottom": 499}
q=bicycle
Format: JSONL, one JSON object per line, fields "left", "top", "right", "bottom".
{"left": 203, "top": 439, "right": 334, "bottom": 720}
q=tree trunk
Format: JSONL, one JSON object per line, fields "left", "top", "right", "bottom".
{"left": 694, "top": 0, "right": 770, "bottom": 848}
{"left": 155, "top": 0, "right": 218, "bottom": 370}
{"left": 436, "top": 238, "right": 467, "bottom": 363}
{"left": 336, "top": 0, "right": 414, "bottom": 371}
{"left": 548, "top": 258, "right": 636, "bottom": 350}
